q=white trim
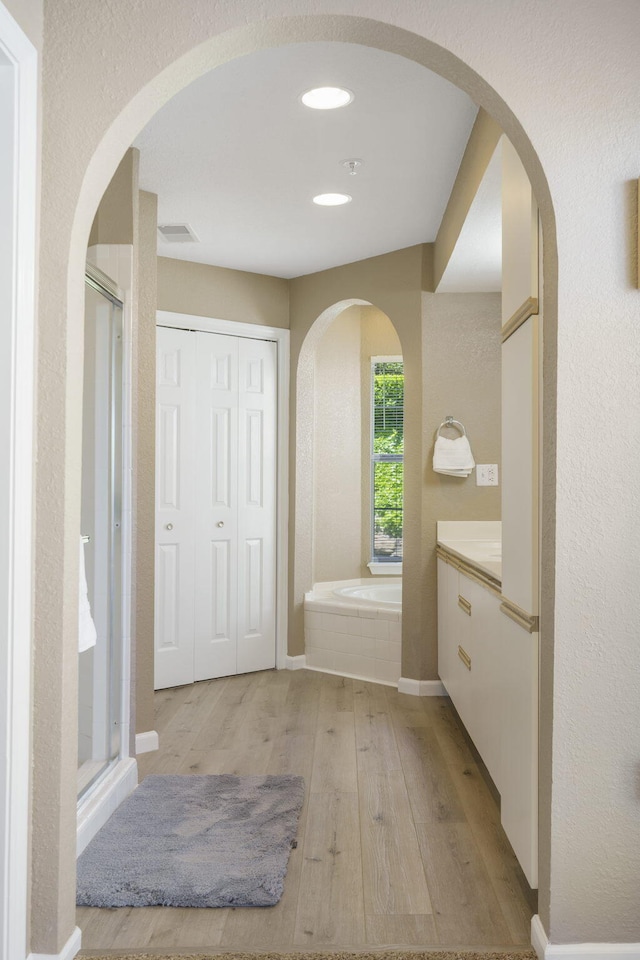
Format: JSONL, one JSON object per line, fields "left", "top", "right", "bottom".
{"left": 398, "top": 677, "right": 448, "bottom": 697}
{"left": 367, "top": 561, "right": 402, "bottom": 576}
{"left": 0, "top": 7, "right": 37, "bottom": 960}
{"left": 157, "top": 310, "right": 290, "bottom": 671}
{"left": 532, "top": 914, "right": 549, "bottom": 960}
{"left": 531, "top": 916, "right": 640, "bottom": 960}
{"left": 76, "top": 757, "right": 137, "bottom": 856}
{"left": 27, "top": 926, "right": 82, "bottom": 960}
{"left": 305, "top": 664, "right": 397, "bottom": 688}
{"left": 157, "top": 310, "right": 287, "bottom": 344}
{"left": 285, "top": 654, "right": 307, "bottom": 670}
{"left": 369, "top": 355, "right": 404, "bottom": 573}
{"left": 135, "top": 730, "right": 159, "bottom": 754}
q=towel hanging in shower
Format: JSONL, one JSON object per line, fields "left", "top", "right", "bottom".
{"left": 79, "top": 536, "right": 98, "bottom": 652}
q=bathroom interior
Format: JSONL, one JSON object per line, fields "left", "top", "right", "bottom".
{"left": 76, "top": 38, "right": 541, "bottom": 951}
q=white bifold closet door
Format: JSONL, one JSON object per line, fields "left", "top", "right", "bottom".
{"left": 155, "top": 326, "right": 277, "bottom": 689}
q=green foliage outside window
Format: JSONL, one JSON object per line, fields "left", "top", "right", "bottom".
{"left": 373, "top": 363, "right": 404, "bottom": 549}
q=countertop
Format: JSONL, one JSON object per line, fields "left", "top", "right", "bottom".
{"left": 436, "top": 520, "right": 502, "bottom": 585}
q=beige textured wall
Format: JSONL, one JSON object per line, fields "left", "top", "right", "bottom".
{"left": 134, "top": 190, "right": 157, "bottom": 736}
{"left": 88, "top": 149, "right": 138, "bottom": 246}
{"left": 433, "top": 109, "right": 502, "bottom": 289}
{"left": 3, "top": 0, "right": 42, "bottom": 46}
{"left": 360, "top": 307, "right": 402, "bottom": 572}
{"left": 313, "top": 306, "right": 362, "bottom": 583}
{"left": 88, "top": 150, "right": 137, "bottom": 246}
{"left": 157, "top": 256, "right": 289, "bottom": 327}
{"left": 288, "top": 245, "right": 424, "bottom": 663}
{"left": 421, "top": 292, "right": 502, "bottom": 678}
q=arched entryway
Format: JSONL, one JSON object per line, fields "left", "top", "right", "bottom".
{"left": 31, "top": 11, "right": 559, "bottom": 956}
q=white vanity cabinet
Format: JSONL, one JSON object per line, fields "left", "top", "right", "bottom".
{"left": 437, "top": 558, "right": 503, "bottom": 787}
{"left": 437, "top": 558, "right": 474, "bottom": 729}
{"left": 499, "top": 612, "right": 538, "bottom": 885}
{"left": 437, "top": 551, "right": 538, "bottom": 888}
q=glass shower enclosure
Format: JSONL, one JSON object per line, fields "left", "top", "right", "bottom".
{"left": 77, "top": 266, "right": 124, "bottom": 801}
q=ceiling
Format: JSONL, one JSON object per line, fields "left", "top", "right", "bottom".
{"left": 134, "top": 42, "right": 479, "bottom": 279}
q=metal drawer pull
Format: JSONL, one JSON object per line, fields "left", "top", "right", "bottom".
{"left": 458, "top": 595, "right": 472, "bottom": 616}
{"left": 458, "top": 645, "right": 472, "bottom": 670}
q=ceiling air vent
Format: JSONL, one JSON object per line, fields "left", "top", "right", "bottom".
{"left": 157, "top": 223, "right": 199, "bottom": 243}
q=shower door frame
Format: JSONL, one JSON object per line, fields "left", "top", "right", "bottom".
{"left": 79, "top": 268, "right": 125, "bottom": 798}
{"left": 0, "top": 6, "right": 37, "bottom": 960}
{"left": 77, "top": 250, "right": 137, "bottom": 856}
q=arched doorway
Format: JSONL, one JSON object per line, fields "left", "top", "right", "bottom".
{"left": 31, "top": 11, "right": 558, "bottom": 956}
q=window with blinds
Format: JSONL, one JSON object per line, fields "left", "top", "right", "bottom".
{"left": 371, "top": 358, "right": 403, "bottom": 562}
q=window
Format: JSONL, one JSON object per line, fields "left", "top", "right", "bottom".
{"left": 371, "top": 358, "right": 403, "bottom": 563}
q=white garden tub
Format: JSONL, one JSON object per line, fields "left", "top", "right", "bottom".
{"left": 304, "top": 578, "right": 402, "bottom": 686}
{"left": 333, "top": 580, "right": 402, "bottom": 607}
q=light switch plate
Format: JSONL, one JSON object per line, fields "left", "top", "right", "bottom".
{"left": 476, "top": 464, "right": 499, "bottom": 486}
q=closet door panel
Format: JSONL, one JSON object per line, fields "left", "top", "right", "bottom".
{"left": 193, "top": 332, "right": 239, "bottom": 681}
{"left": 154, "top": 327, "right": 196, "bottom": 689}
{"left": 236, "top": 338, "right": 277, "bottom": 674}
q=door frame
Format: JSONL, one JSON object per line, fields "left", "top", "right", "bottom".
{"left": 157, "top": 310, "right": 290, "bottom": 671}
{"left": 0, "top": 5, "right": 37, "bottom": 959}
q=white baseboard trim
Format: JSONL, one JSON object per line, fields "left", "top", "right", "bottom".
{"left": 135, "top": 729, "right": 159, "bottom": 754}
{"left": 28, "top": 924, "right": 82, "bottom": 960}
{"left": 532, "top": 915, "right": 640, "bottom": 960}
{"left": 532, "top": 915, "right": 549, "bottom": 960}
{"left": 76, "top": 757, "right": 137, "bottom": 856}
{"left": 304, "top": 664, "right": 397, "bottom": 688}
{"left": 398, "top": 677, "right": 447, "bottom": 696}
{"left": 285, "top": 654, "right": 307, "bottom": 670}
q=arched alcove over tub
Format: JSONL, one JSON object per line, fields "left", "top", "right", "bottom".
{"left": 292, "top": 298, "right": 406, "bottom": 685}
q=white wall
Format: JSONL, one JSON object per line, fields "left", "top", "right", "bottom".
{"left": 32, "top": 1, "right": 640, "bottom": 952}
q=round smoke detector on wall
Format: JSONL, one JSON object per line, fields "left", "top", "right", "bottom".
{"left": 341, "top": 158, "right": 364, "bottom": 176}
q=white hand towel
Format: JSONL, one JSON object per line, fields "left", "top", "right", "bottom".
{"left": 79, "top": 537, "right": 98, "bottom": 653}
{"left": 433, "top": 435, "right": 475, "bottom": 476}
{"left": 435, "top": 467, "right": 473, "bottom": 477}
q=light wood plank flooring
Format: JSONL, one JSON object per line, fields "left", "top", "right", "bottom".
{"left": 77, "top": 669, "right": 533, "bottom": 953}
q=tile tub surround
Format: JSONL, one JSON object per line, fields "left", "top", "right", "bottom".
{"left": 304, "top": 579, "right": 401, "bottom": 686}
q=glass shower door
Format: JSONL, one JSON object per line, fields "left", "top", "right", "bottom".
{"left": 77, "top": 270, "right": 123, "bottom": 800}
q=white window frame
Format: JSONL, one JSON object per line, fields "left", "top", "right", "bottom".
{"left": 369, "top": 356, "right": 403, "bottom": 576}
{"left": 0, "top": 6, "right": 37, "bottom": 959}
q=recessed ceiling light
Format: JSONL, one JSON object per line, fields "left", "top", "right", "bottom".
{"left": 301, "top": 86, "right": 354, "bottom": 110}
{"left": 313, "top": 193, "right": 352, "bottom": 206}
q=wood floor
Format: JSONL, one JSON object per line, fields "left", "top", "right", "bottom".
{"left": 77, "top": 669, "right": 533, "bottom": 953}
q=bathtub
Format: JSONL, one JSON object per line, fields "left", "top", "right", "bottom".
{"left": 304, "top": 578, "right": 402, "bottom": 686}
{"left": 333, "top": 580, "right": 402, "bottom": 607}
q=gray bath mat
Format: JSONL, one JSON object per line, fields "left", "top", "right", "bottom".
{"left": 76, "top": 773, "right": 305, "bottom": 908}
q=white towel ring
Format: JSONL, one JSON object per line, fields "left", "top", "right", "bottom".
{"left": 436, "top": 415, "right": 466, "bottom": 437}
